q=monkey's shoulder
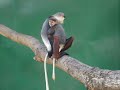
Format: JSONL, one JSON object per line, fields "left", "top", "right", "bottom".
{"left": 54, "top": 24, "right": 64, "bottom": 31}
{"left": 55, "top": 24, "right": 63, "bottom": 28}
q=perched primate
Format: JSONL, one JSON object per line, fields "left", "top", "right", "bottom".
{"left": 41, "top": 12, "right": 73, "bottom": 59}
{"left": 41, "top": 12, "right": 74, "bottom": 90}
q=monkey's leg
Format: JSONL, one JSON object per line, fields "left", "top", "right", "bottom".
{"left": 60, "top": 36, "right": 74, "bottom": 52}
{"left": 52, "top": 58, "right": 56, "bottom": 80}
{"left": 44, "top": 53, "right": 49, "bottom": 90}
{"left": 52, "top": 45, "right": 63, "bottom": 80}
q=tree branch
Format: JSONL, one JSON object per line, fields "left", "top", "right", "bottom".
{"left": 0, "top": 24, "right": 120, "bottom": 90}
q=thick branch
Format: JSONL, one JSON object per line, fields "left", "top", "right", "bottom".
{"left": 0, "top": 24, "right": 120, "bottom": 90}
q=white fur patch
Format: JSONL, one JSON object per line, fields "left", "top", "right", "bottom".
{"left": 54, "top": 16, "right": 61, "bottom": 22}
{"left": 41, "top": 36, "right": 52, "bottom": 52}
{"left": 54, "top": 16, "right": 64, "bottom": 24}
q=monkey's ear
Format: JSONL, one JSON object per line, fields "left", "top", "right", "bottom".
{"left": 49, "top": 16, "right": 53, "bottom": 18}
{"left": 49, "top": 16, "right": 57, "bottom": 22}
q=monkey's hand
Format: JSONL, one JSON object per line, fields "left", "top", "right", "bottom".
{"left": 48, "top": 51, "right": 53, "bottom": 58}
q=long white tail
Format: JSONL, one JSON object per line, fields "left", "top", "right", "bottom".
{"left": 52, "top": 58, "right": 56, "bottom": 80}
{"left": 44, "top": 53, "right": 49, "bottom": 90}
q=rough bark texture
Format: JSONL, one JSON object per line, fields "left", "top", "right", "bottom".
{"left": 0, "top": 24, "right": 120, "bottom": 90}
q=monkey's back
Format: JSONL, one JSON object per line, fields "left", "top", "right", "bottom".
{"left": 47, "top": 24, "right": 66, "bottom": 44}
{"left": 54, "top": 24, "right": 66, "bottom": 44}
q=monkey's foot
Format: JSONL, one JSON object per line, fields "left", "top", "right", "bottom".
{"left": 60, "top": 52, "right": 69, "bottom": 58}
{"left": 51, "top": 52, "right": 69, "bottom": 60}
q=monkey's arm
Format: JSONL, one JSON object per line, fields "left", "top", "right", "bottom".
{"left": 41, "top": 19, "right": 52, "bottom": 52}
{"left": 53, "top": 36, "right": 60, "bottom": 59}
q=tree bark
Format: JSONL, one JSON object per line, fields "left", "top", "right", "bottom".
{"left": 0, "top": 24, "right": 120, "bottom": 90}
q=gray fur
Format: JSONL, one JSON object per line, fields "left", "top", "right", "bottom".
{"left": 41, "top": 12, "right": 66, "bottom": 52}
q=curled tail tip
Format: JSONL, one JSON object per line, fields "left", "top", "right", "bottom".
{"left": 52, "top": 78, "right": 55, "bottom": 81}
{"left": 52, "top": 77, "right": 55, "bottom": 81}
{"left": 46, "top": 88, "right": 49, "bottom": 90}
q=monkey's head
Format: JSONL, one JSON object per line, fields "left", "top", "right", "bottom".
{"left": 49, "top": 17, "right": 58, "bottom": 27}
{"left": 52, "top": 12, "right": 65, "bottom": 24}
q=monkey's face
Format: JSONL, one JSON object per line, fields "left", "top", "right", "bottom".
{"left": 59, "top": 16, "right": 65, "bottom": 24}
{"left": 54, "top": 16, "right": 65, "bottom": 24}
{"left": 49, "top": 20, "right": 57, "bottom": 27}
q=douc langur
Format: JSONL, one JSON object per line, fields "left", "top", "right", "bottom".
{"left": 41, "top": 12, "right": 74, "bottom": 90}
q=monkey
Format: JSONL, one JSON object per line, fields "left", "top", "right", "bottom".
{"left": 41, "top": 12, "right": 74, "bottom": 90}
{"left": 41, "top": 12, "right": 74, "bottom": 59}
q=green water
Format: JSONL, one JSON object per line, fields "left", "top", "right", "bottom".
{"left": 0, "top": 0, "right": 120, "bottom": 90}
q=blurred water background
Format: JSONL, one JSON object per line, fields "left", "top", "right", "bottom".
{"left": 0, "top": 0, "right": 120, "bottom": 90}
